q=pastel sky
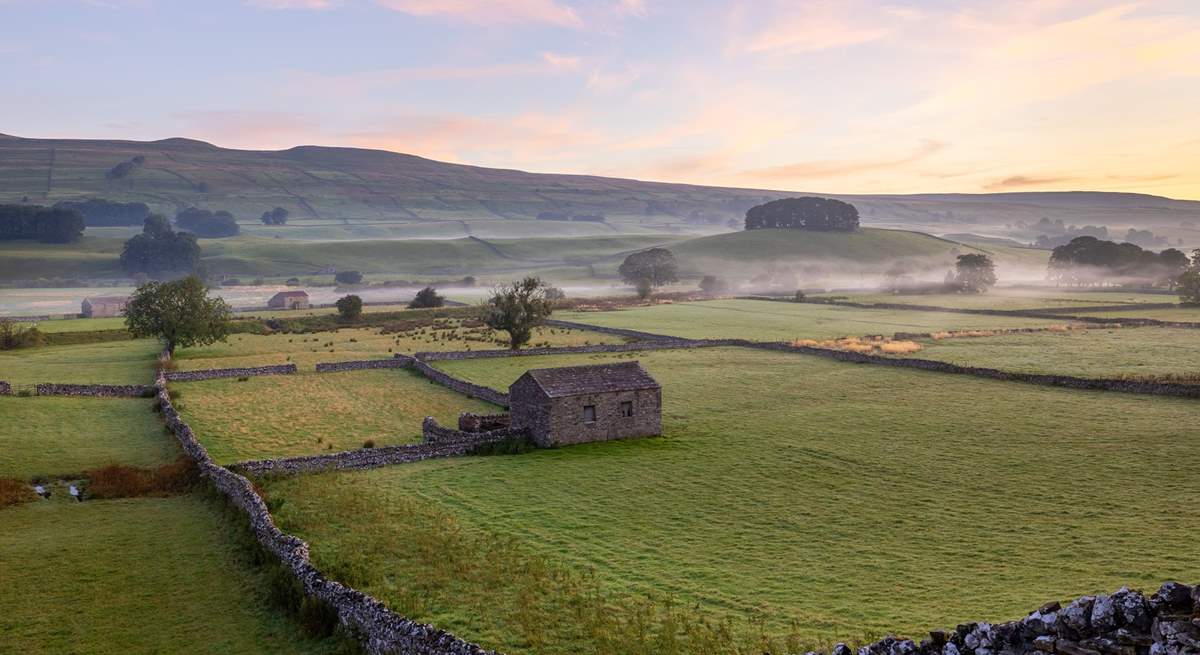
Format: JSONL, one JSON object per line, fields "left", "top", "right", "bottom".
{"left": 2, "top": 0, "right": 1199, "bottom": 198}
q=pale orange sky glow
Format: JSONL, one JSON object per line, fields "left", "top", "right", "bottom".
{"left": 2, "top": 0, "right": 1199, "bottom": 198}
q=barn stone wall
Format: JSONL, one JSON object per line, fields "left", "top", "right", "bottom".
{"left": 458, "top": 412, "right": 510, "bottom": 432}
{"left": 165, "top": 364, "right": 297, "bottom": 382}
{"left": 35, "top": 383, "right": 152, "bottom": 397}
{"left": 153, "top": 372, "right": 497, "bottom": 655}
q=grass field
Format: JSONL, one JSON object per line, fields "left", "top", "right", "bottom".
{"left": 815, "top": 291, "right": 1177, "bottom": 311}
{"left": 0, "top": 338, "right": 161, "bottom": 385}
{"left": 171, "top": 321, "right": 623, "bottom": 371}
{"left": 0, "top": 396, "right": 179, "bottom": 479}
{"left": 266, "top": 346, "right": 1200, "bottom": 653}
{"left": 0, "top": 493, "right": 338, "bottom": 654}
{"left": 1063, "top": 306, "right": 1200, "bottom": 322}
{"left": 558, "top": 299, "right": 1063, "bottom": 341}
{"left": 895, "top": 327, "right": 1200, "bottom": 379}
{"left": 178, "top": 369, "right": 497, "bottom": 464}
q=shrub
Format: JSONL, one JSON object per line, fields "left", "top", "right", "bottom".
{"left": 408, "top": 286, "right": 445, "bottom": 309}
{"left": 362, "top": 439, "right": 376, "bottom": 449}
{"left": 336, "top": 294, "right": 363, "bottom": 321}
{"left": 334, "top": 270, "right": 363, "bottom": 285}
{"left": 237, "top": 376, "right": 250, "bottom": 382}
{"left": 0, "top": 478, "right": 34, "bottom": 508}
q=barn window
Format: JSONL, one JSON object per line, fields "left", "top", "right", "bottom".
{"left": 582, "top": 405, "right": 597, "bottom": 422}
{"left": 620, "top": 401, "right": 634, "bottom": 417}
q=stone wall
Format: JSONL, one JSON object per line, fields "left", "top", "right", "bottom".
{"left": 750, "top": 342, "right": 1200, "bottom": 399}
{"left": 816, "top": 581, "right": 1198, "bottom": 655}
{"left": 315, "top": 357, "right": 413, "bottom": 373}
{"left": 35, "top": 383, "right": 151, "bottom": 397}
{"left": 421, "top": 416, "right": 519, "bottom": 444}
{"left": 153, "top": 373, "right": 497, "bottom": 655}
{"left": 414, "top": 338, "right": 739, "bottom": 361}
{"left": 408, "top": 358, "right": 510, "bottom": 406}
{"left": 458, "top": 412, "right": 510, "bottom": 432}
{"left": 542, "top": 318, "right": 681, "bottom": 341}
{"left": 0, "top": 381, "right": 9, "bottom": 395}
{"left": 165, "top": 364, "right": 297, "bottom": 382}
{"left": 229, "top": 434, "right": 511, "bottom": 476}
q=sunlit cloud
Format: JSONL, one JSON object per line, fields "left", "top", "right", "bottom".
{"left": 374, "top": 0, "right": 582, "bottom": 27}
{"left": 985, "top": 175, "right": 1079, "bottom": 191}
{"left": 743, "top": 140, "right": 948, "bottom": 182}
{"left": 738, "top": 0, "right": 896, "bottom": 54}
{"left": 247, "top": 0, "right": 335, "bottom": 8}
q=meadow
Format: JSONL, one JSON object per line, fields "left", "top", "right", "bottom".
{"left": 266, "top": 346, "right": 1200, "bottom": 654}
{"left": 0, "top": 396, "right": 179, "bottom": 479}
{"left": 558, "top": 299, "right": 1063, "bottom": 341}
{"left": 179, "top": 370, "right": 497, "bottom": 464}
{"left": 815, "top": 290, "right": 1177, "bottom": 311}
{"left": 1062, "top": 306, "right": 1200, "bottom": 322}
{"left": 0, "top": 337, "right": 161, "bottom": 385}
{"left": 895, "top": 326, "right": 1200, "bottom": 379}
{"left": 0, "top": 493, "right": 339, "bottom": 654}
{"left": 171, "top": 320, "right": 623, "bottom": 371}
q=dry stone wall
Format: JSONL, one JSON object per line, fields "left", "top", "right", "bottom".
{"left": 458, "top": 412, "right": 510, "bottom": 432}
{"left": 816, "top": 581, "right": 1199, "bottom": 655}
{"left": 408, "top": 357, "right": 510, "bottom": 406}
{"left": 153, "top": 372, "right": 497, "bottom": 655}
{"left": 0, "top": 381, "right": 10, "bottom": 395}
{"left": 414, "top": 338, "right": 740, "bottom": 361}
{"left": 35, "top": 383, "right": 151, "bottom": 397}
{"left": 165, "top": 364, "right": 297, "bottom": 382}
{"left": 543, "top": 318, "right": 681, "bottom": 341}
{"left": 315, "top": 358, "right": 413, "bottom": 373}
{"left": 421, "top": 416, "right": 519, "bottom": 444}
{"left": 229, "top": 434, "right": 510, "bottom": 476}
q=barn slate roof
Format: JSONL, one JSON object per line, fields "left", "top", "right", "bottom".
{"left": 83, "top": 296, "right": 129, "bottom": 304}
{"left": 517, "top": 361, "right": 660, "bottom": 398}
{"left": 269, "top": 290, "right": 309, "bottom": 300}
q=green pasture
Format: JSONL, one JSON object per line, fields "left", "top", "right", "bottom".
{"left": 0, "top": 338, "right": 160, "bottom": 385}
{"left": 558, "top": 299, "right": 1063, "bottom": 341}
{"left": 1063, "top": 306, "right": 1200, "bottom": 322}
{"left": 177, "top": 369, "right": 496, "bottom": 464}
{"left": 816, "top": 290, "right": 1177, "bottom": 311}
{"left": 901, "top": 326, "right": 1200, "bottom": 379}
{"left": 0, "top": 494, "right": 337, "bottom": 654}
{"left": 267, "top": 347, "right": 1200, "bottom": 653}
{"left": 0, "top": 396, "right": 178, "bottom": 479}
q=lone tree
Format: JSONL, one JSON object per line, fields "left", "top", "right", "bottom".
{"left": 619, "top": 247, "right": 679, "bottom": 299}
{"left": 698, "top": 275, "right": 728, "bottom": 297}
{"left": 336, "top": 294, "right": 363, "bottom": 320}
{"left": 483, "top": 277, "right": 554, "bottom": 350}
{"left": 408, "top": 286, "right": 445, "bottom": 309}
{"left": 952, "top": 253, "right": 997, "bottom": 293}
{"left": 744, "top": 197, "right": 859, "bottom": 231}
{"left": 124, "top": 276, "right": 231, "bottom": 355}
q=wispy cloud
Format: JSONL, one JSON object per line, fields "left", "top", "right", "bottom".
{"left": 985, "top": 175, "right": 1077, "bottom": 191}
{"left": 743, "top": 140, "right": 947, "bottom": 181}
{"left": 738, "top": 0, "right": 895, "bottom": 54}
{"left": 374, "top": 0, "right": 582, "bottom": 27}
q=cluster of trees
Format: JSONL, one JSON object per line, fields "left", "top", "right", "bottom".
{"left": 54, "top": 199, "right": 151, "bottom": 227}
{"left": 619, "top": 247, "right": 679, "bottom": 298}
{"left": 106, "top": 156, "right": 145, "bottom": 180}
{"left": 0, "top": 204, "right": 85, "bottom": 243}
{"left": 744, "top": 197, "right": 860, "bottom": 231}
{"left": 120, "top": 215, "right": 201, "bottom": 277}
{"left": 336, "top": 294, "right": 363, "bottom": 320}
{"left": 125, "top": 276, "right": 231, "bottom": 354}
{"left": 260, "top": 207, "right": 289, "bottom": 225}
{"left": 0, "top": 318, "right": 45, "bottom": 350}
{"left": 175, "top": 207, "right": 240, "bottom": 238}
{"left": 334, "top": 270, "right": 363, "bottom": 285}
{"left": 1048, "top": 236, "right": 1190, "bottom": 288}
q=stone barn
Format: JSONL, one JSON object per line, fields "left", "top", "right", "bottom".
{"left": 268, "top": 290, "right": 310, "bottom": 310}
{"left": 81, "top": 295, "right": 129, "bottom": 318}
{"left": 508, "top": 361, "right": 662, "bottom": 448}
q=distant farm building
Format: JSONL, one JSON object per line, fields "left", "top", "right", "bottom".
{"left": 268, "top": 290, "right": 310, "bottom": 310}
{"left": 509, "top": 361, "right": 662, "bottom": 448}
{"left": 81, "top": 295, "right": 129, "bottom": 318}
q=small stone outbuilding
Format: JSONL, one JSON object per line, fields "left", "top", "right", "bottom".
{"left": 509, "top": 361, "right": 662, "bottom": 448}
{"left": 268, "top": 290, "right": 310, "bottom": 310}
{"left": 81, "top": 295, "right": 129, "bottom": 318}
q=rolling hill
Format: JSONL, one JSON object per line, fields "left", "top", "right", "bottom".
{"left": 3, "top": 134, "right": 1199, "bottom": 237}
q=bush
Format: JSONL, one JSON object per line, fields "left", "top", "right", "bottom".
{"left": 362, "top": 439, "right": 375, "bottom": 449}
{"left": 407, "top": 286, "right": 445, "bottom": 309}
{"left": 336, "top": 294, "right": 363, "bottom": 321}
{"left": 83, "top": 457, "right": 199, "bottom": 499}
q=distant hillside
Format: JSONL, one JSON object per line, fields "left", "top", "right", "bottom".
{"left": 2, "top": 134, "right": 1198, "bottom": 236}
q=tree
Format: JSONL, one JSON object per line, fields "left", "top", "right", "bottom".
{"left": 619, "top": 248, "right": 679, "bottom": 299}
{"left": 0, "top": 318, "right": 45, "bottom": 350}
{"left": 698, "top": 275, "right": 728, "bottom": 296}
{"left": 260, "top": 207, "right": 289, "bottom": 225}
{"left": 1178, "top": 270, "right": 1200, "bottom": 305}
{"left": 124, "top": 276, "right": 231, "bottom": 355}
{"left": 953, "top": 254, "right": 997, "bottom": 293}
{"left": 544, "top": 286, "right": 566, "bottom": 301}
{"left": 336, "top": 294, "right": 363, "bottom": 320}
{"left": 1158, "top": 248, "right": 1191, "bottom": 289}
{"left": 408, "top": 286, "right": 445, "bottom": 309}
{"left": 744, "top": 197, "right": 859, "bottom": 231}
{"left": 175, "top": 207, "right": 239, "bottom": 238}
{"left": 54, "top": 199, "right": 150, "bottom": 227}
{"left": 120, "top": 216, "right": 201, "bottom": 277}
{"left": 483, "top": 277, "right": 554, "bottom": 350}
{"left": 0, "top": 204, "right": 84, "bottom": 243}
{"left": 335, "top": 270, "right": 363, "bottom": 285}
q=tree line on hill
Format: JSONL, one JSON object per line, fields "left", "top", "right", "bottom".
{"left": 0, "top": 204, "right": 85, "bottom": 243}
{"left": 1048, "top": 236, "right": 1190, "bottom": 288}
{"left": 744, "top": 197, "right": 860, "bottom": 231}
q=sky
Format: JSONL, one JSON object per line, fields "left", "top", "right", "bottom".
{"left": 1, "top": 0, "right": 1199, "bottom": 199}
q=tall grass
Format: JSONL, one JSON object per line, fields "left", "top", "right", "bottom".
{"left": 83, "top": 457, "right": 200, "bottom": 499}
{"left": 792, "top": 336, "right": 923, "bottom": 355}
{"left": 0, "top": 477, "right": 34, "bottom": 508}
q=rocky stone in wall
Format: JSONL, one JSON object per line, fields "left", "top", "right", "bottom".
{"left": 35, "top": 383, "right": 151, "bottom": 397}
{"left": 422, "top": 416, "right": 519, "bottom": 444}
{"left": 165, "top": 364, "right": 297, "bottom": 382}
{"left": 0, "top": 381, "right": 10, "bottom": 395}
{"left": 542, "top": 318, "right": 682, "bottom": 341}
{"left": 458, "top": 412, "right": 510, "bottom": 432}
{"left": 229, "top": 435, "right": 510, "bottom": 476}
